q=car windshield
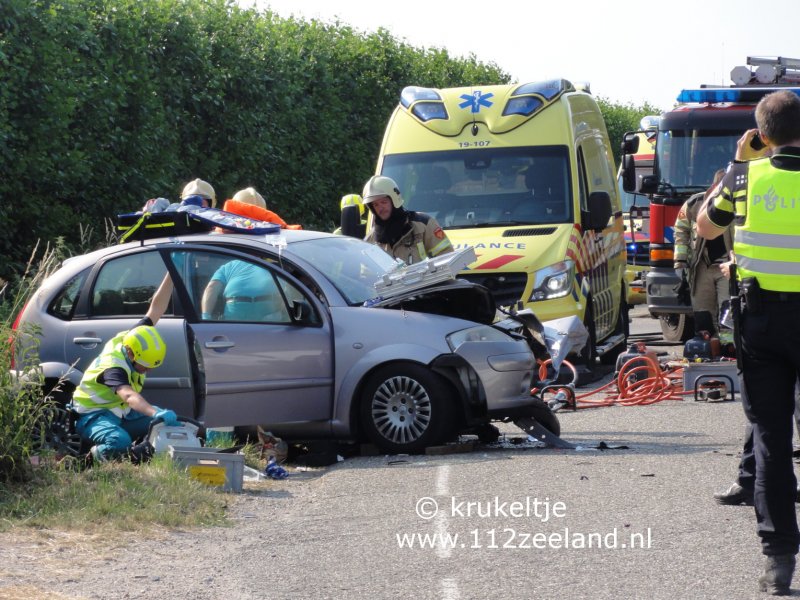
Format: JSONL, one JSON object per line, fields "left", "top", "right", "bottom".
{"left": 381, "top": 146, "right": 572, "bottom": 228}
{"left": 288, "top": 236, "right": 401, "bottom": 305}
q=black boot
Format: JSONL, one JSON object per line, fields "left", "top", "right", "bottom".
{"left": 758, "top": 554, "right": 795, "bottom": 595}
{"left": 128, "top": 440, "right": 154, "bottom": 465}
{"left": 713, "top": 482, "right": 754, "bottom": 506}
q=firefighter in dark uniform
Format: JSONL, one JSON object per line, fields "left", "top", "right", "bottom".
{"left": 698, "top": 90, "right": 800, "bottom": 595}
{"left": 362, "top": 175, "right": 453, "bottom": 264}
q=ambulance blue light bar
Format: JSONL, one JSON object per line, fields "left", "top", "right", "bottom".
{"left": 400, "top": 86, "right": 448, "bottom": 121}
{"left": 677, "top": 87, "right": 800, "bottom": 104}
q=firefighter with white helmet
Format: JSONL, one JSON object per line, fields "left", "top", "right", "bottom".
{"left": 181, "top": 178, "right": 217, "bottom": 208}
{"left": 72, "top": 275, "right": 179, "bottom": 464}
{"left": 362, "top": 175, "right": 452, "bottom": 264}
{"left": 232, "top": 186, "right": 266, "bottom": 209}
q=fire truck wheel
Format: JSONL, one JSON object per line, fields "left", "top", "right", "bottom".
{"left": 659, "top": 313, "right": 694, "bottom": 342}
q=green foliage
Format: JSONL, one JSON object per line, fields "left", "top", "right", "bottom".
{"left": 0, "top": 243, "right": 63, "bottom": 483}
{"left": 596, "top": 97, "right": 663, "bottom": 168}
{"left": 0, "top": 0, "right": 509, "bottom": 280}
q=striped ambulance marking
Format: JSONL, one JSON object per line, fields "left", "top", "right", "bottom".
{"left": 471, "top": 254, "right": 526, "bottom": 270}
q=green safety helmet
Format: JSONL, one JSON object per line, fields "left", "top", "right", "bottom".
{"left": 123, "top": 326, "right": 167, "bottom": 369}
{"left": 362, "top": 176, "right": 403, "bottom": 209}
{"left": 340, "top": 194, "right": 365, "bottom": 218}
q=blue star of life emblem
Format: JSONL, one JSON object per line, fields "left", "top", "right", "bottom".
{"left": 459, "top": 91, "right": 494, "bottom": 113}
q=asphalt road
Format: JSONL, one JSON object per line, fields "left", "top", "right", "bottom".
{"left": 4, "top": 306, "right": 790, "bottom": 600}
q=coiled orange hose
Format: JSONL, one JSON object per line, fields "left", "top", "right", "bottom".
{"left": 535, "top": 354, "right": 695, "bottom": 409}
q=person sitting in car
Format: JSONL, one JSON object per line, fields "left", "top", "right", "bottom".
{"left": 201, "top": 188, "right": 287, "bottom": 322}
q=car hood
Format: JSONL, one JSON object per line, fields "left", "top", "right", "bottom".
{"left": 369, "top": 278, "right": 496, "bottom": 325}
{"left": 366, "top": 248, "right": 495, "bottom": 324}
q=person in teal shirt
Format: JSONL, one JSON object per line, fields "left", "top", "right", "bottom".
{"left": 201, "top": 260, "right": 285, "bottom": 321}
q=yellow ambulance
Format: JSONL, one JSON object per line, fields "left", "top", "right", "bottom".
{"left": 374, "top": 80, "right": 627, "bottom": 362}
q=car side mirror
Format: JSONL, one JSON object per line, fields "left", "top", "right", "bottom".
{"left": 340, "top": 205, "right": 366, "bottom": 239}
{"left": 639, "top": 175, "right": 658, "bottom": 194}
{"left": 581, "top": 191, "right": 612, "bottom": 231}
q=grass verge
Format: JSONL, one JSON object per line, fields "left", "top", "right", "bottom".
{"left": 0, "top": 454, "right": 229, "bottom": 533}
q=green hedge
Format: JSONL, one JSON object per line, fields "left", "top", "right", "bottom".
{"left": 0, "top": 0, "right": 509, "bottom": 279}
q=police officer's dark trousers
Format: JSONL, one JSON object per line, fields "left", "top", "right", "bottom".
{"left": 740, "top": 294, "right": 800, "bottom": 556}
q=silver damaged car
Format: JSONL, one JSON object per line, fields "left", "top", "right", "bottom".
{"left": 14, "top": 230, "right": 557, "bottom": 453}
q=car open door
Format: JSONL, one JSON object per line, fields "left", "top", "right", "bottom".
{"left": 170, "top": 248, "right": 335, "bottom": 434}
{"left": 62, "top": 249, "right": 197, "bottom": 418}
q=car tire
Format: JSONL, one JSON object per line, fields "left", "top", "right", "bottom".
{"left": 360, "top": 362, "right": 453, "bottom": 454}
{"left": 33, "top": 404, "right": 83, "bottom": 458}
{"left": 659, "top": 313, "right": 694, "bottom": 343}
{"left": 44, "top": 378, "right": 75, "bottom": 408}
{"left": 529, "top": 397, "right": 561, "bottom": 436}
{"left": 475, "top": 422, "right": 501, "bottom": 444}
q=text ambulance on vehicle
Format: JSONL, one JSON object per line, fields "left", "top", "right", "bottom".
{"left": 367, "top": 79, "right": 628, "bottom": 363}
{"left": 620, "top": 56, "right": 800, "bottom": 341}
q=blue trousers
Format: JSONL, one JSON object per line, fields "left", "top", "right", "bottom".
{"left": 75, "top": 409, "right": 153, "bottom": 460}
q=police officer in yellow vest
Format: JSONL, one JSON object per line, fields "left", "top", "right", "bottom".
{"left": 698, "top": 90, "right": 800, "bottom": 595}
{"left": 362, "top": 175, "right": 453, "bottom": 264}
{"left": 72, "top": 275, "right": 178, "bottom": 463}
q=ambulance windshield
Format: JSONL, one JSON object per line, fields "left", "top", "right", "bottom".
{"left": 381, "top": 147, "right": 572, "bottom": 229}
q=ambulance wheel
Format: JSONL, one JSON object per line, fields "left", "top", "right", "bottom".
{"left": 360, "top": 362, "right": 453, "bottom": 454}
{"left": 529, "top": 398, "right": 561, "bottom": 437}
{"left": 659, "top": 313, "right": 694, "bottom": 343}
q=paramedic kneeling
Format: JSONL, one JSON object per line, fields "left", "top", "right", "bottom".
{"left": 72, "top": 275, "right": 179, "bottom": 463}
{"left": 697, "top": 90, "right": 800, "bottom": 596}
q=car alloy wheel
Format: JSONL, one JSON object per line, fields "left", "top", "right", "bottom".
{"left": 372, "top": 374, "right": 432, "bottom": 443}
{"left": 361, "top": 362, "right": 451, "bottom": 453}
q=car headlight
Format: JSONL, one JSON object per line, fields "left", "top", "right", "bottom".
{"left": 530, "top": 260, "right": 574, "bottom": 301}
{"left": 447, "top": 325, "right": 511, "bottom": 351}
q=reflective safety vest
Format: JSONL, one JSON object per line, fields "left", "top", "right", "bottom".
{"left": 734, "top": 157, "right": 800, "bottom": 292}
{"left": 72, "top": 331, "right": 145, "bottom": 417}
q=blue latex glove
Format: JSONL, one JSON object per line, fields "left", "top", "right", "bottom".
{"left": 153, "top": 408, "right": 179, "bottom": 427}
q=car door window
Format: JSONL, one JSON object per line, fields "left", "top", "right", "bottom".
{"left": 170, "top": 250, "right": 317, "bottom": 325}
{"left": 47, "top": 269, "right": 89, "bottom": 320}
{"left": 91, "top": 251, "right": 170, "bottom": 317}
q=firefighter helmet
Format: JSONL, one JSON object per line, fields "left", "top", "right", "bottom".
{"left": 232, "top": 187, "right": 266, "bottom": 209}
{"left": 181, "top": 178, "right": 216, "bottom": 208}
{"left": 362, "top": 176, "right": 403, "bottom": 209}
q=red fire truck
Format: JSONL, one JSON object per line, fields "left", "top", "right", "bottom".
{"left": 620, "top": 56, "right": 800, "bottom": 341}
